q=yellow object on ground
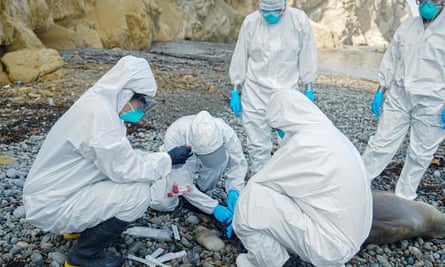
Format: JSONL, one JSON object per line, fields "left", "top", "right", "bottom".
{"left": 63, "top": 233, "right": 80, "bottom": 239}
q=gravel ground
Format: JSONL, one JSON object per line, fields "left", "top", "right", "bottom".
{"left": 0, "top": 43, "right": 444, "bottom": 267}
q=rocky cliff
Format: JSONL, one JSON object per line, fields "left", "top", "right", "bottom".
{"left": 0, "top": 0, "right": 411, "bottom": 85}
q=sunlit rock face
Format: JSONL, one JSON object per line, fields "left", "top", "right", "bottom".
{"left": 0, "top": 0, "right": 410, "bottom": 52}
{"left": 290, "top": 0, "right": 412, "bottom": 50}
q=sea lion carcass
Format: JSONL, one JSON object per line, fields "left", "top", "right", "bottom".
{"left": 366, "top": 190, "right": 445, "bottom": 244}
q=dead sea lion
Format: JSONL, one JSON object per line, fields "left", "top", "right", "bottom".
{"left": 366, "top": 190, "right": 445, "bottom": 244}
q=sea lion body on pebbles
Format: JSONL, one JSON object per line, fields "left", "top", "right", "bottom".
{"left": 366, "top": 190, "right": 445, "bottom": 244}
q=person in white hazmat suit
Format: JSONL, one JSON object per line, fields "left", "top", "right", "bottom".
{"left": 23, "top": 56, "right": 192, "bottom": 267}
{"left": 150, "top": 111, "right": 247, "bottom": 237}
{"left": 232, "top": 89, "right": 373, "bottom": 267}
{"left": 229, "top": 0, "right": 318, "bottom": 174}
{"left": 362, "top": 0, "right": 445, "bottom": 200}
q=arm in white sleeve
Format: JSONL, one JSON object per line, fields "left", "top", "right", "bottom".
{"left": 229, "top": 18, "right": 250, "bottom": 86}
{"left": 81, "top": 131, "right": 171, "bottom": 184}
{"left": 298, "top": 12, "right": 318, "bottom": 85}
{"left": 182, "top": 184, "right": 219, "bottom": 214}
{"left": 378, "top": 29, "right": 401, "bottom": 88}
{"left": 219, "top": 122, "right": 247, "bottom": 193}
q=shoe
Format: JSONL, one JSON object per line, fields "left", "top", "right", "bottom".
{"left": 236, "top": 253, "right": 258, "bottom": 267}
{"left": 64, "top": 254, "right": 124, "bottom": 267}
{"left": 65, "top": 217, "right": 129, "bottom": 267}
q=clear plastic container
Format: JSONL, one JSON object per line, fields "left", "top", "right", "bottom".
{"left": 124, "top": 226, "right": 173, "bottom": 241}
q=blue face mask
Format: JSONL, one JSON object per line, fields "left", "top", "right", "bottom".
{"left": 277, "top": 129, "right": 285, "bottom": 139}
{"left": 262, "top": 10, "right": 283, "bottom": 24}
{"left": 119, "top": 102, "right": 145, "bottom": 123}
{"left": 120, "top": 109, "right": 144, "bottom": 123}
{"left": 419, "top": 0, "right": 440, "bottom": 20}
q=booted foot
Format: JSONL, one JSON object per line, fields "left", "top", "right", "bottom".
{"left": 64, "top": 253, "right": 124, "bottom": 267}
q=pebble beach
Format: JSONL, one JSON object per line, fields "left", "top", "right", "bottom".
{"left": 0, "top": 43, "right": 444, "bottom": 267}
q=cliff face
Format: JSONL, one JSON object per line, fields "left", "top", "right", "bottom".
{"left": 0, "top": 0, "right": 411, "bottom": 51}
{"left": 0, "top": 0, "right": 411, "bottom": 85}
{"left": 291, "top": 0, "right": 411, "bottom": 48}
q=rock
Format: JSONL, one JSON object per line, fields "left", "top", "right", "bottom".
{"left": 0, "top": 0, "right": 411, "bottom": 53}
{"left": 186, "top": 215, "right": 200, "bottom": 225}
{"left": 13, "top": 206, "right": 26, "bottom": 219}
{"left": 0, "top": 156, "right": 17, "bottom": 166}
{"left": 2, "top": 48, "right": 64, "bottom": 83}
{"left": 194, "top": 226, "right": 225, "bottom": 251}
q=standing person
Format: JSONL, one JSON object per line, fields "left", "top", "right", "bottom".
{"left": 362, "top": 0, "right": 445, "bottom": 200}
{"left": 150, "top": 111, "right": 247, "bottom": 237}
{"left": 228, "top": 0, "right": 318, "bottom": 174}
{"left": 23, "top": 55, "right": 192, "bottom": 267}
{"left": 233, "top": 89, "right": 372, "bottom": 267}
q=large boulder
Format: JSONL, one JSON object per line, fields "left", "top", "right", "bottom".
{"left": 1, "top": 48, "right": 64, "bottom": 83}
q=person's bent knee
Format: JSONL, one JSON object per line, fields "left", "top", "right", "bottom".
{"left": 150, "top": 197, "right": 179, "bottom": 212}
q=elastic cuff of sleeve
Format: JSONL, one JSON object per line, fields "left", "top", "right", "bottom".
{"left": 377, "top": 85, "right": 387, "bottom": 93}
{"left": 304, "top": 82, "right": 314, "bottom": 92}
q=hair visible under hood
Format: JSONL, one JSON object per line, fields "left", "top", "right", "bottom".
{"left": 81, "top": 55, "right": 157, "bottom": 113}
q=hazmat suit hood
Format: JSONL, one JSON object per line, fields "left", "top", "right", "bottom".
{"left": 266, "top": 89, "right": 331, "bottom": 139}
{"left": 187, "top": 111, "right": 227, "bottom": 168}
{"left": 259, "top": 0, "right": 288, "bottom": 10}
{"left": 83, "top": 55, "right": 157, "bottom": 113}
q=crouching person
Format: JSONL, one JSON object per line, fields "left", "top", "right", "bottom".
{"left": 22, "top": 56, "right": 192, "bottom": 267}
{"left": 233, "top": 89, "right": 373, "bottom": 267}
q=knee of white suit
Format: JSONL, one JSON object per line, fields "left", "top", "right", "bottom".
{"left": 150, "top": 196, "right": 179, "bottom": 212}
{"left": 116, "top": 183, "right": 152, "bottom": 222}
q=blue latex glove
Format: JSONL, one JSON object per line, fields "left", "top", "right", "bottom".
{"left": 305, "top": 90, "right": 314, "bottom": 103}
{"left": 372, "top": 91, "right": 384, "bottom": 118}
{"left": 442, "top": 109, "right": 445, "bottom": 129}
{"left": 225, "top": 224, "right": 233, "bottom": 238}
{"left": 167, "top": 145, "right": 192, "bottom": 165}
{"left": 227, "top": 189, "right": 239, "bottom": 213}
{"left": 230, "top": 90, "right": 242, "bottom": 117}
{"left": 213, "top": 205, "right": 233, "bottom": 224}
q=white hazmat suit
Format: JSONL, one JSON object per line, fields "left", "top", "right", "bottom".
{"left": 150, "top": 111, "right": 247, "bottom": 214}
{"left": 233, "top": 90, "right": 372, "bottom": 267}
{"left": 229, "top": 4, "right": 318, "bottom": 174}
{"left": 23, "top": 56, "right": 172, "bottom": 234}
{"left": 362, "top": 10, "right": 445, "bottom": 200}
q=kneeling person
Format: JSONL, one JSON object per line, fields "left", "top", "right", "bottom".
{"left": 151, "top": 111, "right": 247, "bottom": 236}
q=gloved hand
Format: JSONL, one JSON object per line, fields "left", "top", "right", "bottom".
{"left": 213, "top": 205, "right": 233, "bottom": 224}
{"left": 227, "top": 189, "right": 239, "bottom": 213}
{"left": 442, "top": 109, "right": 445, "bottom": 129}
{"left": 225, "top": 224, "right": 233, "bottom": 238}
{"left": 304, "top": 90, "right": 314, "bottom": 103}
{"left": 167, "top": 145, "right": 192, "bottom": 165}
{"left": 372, "top": 91, "right": 384, "bottom": 118}
{"left": 230, "top": 90, "right": 242, "bottom": 117}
